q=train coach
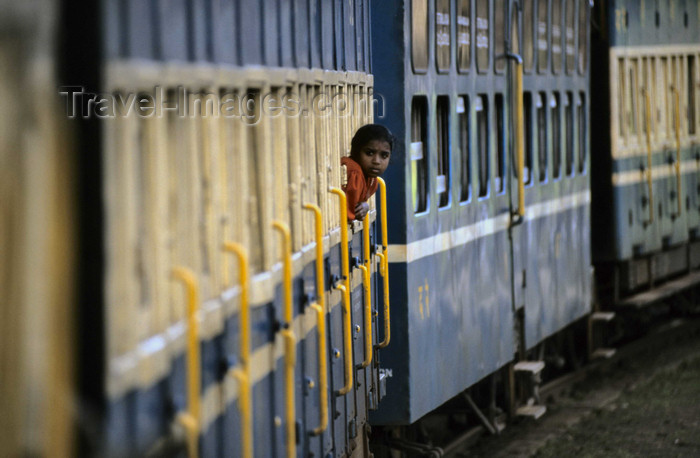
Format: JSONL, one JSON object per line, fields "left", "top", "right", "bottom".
{"left": 591, "top": 0, "right": 700, "bottom": 305}
{"left": 370, "top": 0, "right": 593, "bottom": 438}
{"left": 60, "top": 0, "right": 391, "bottom": 456}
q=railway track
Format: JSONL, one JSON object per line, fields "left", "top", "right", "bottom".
{"left": 444, "top": 314, "right": 700, "bottom": 457}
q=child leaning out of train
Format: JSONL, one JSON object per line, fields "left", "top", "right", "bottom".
{"left": 342, "top": 124, "right": 394, "bottom": 221}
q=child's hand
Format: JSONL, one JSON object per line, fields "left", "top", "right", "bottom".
{"left": 354, "top": 202, "right": 370, "bottom": 220}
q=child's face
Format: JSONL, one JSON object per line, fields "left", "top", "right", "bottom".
{"left": 355, "top": 139, "right": 391, "bottom": 178}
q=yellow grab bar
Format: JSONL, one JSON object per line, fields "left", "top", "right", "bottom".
{"left": 357, "top": 264, "right": 372, "bottom": 368}
{"left": 643, "top": 88, "right": 654, "bottom": 224}
{"left": 272, "top": 221, "right": 296, "bottom": 458}
{"left": 358, "top": 215, "right": 373, "bottom": 368}
{"left": 171, "top": 267, "right": 201, "bottom": 458}
{"left": 514, "top": 58, "right": 525, "bottom": 217}
{"left": 310, "top": 302, "right": 328, "bottom": 435}
{"left": 303, "top": 204, "right": 326, "bottom": 315}
{"left": 329, "top": 187, "right": 353, "bottom": 396}
{"left": 222, "top": 242, "right": 252, "bottom": 458}
{"left": 302, "top": 203, "right": 329, "bottom": 435}
{"left": 672, "top": 86, "right": 683, "bottom": 216}
{"left": 376, "top": 178, "right": 390, "bottom": 349}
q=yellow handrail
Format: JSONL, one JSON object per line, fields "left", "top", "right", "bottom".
{"left": 329, "top": 188, "right": 353, "bottom": 396}
{"left": 222, "top": 242, "right": 252, "bottom": 458}
{"left": 171, "top": 267, "right": 201, "bottom": 458}
{"left": 302, "top": 203, "right": 329, "bottom": 435}
{"left": 310, "top": 302, "right": 328, "bottom": 435}
{"left": 376, "top": 178, "right": 390, "bottom": 349}
{"left": 358, "top": 215, "right": 373, "bottom": 368}
{"left": 672, "top": 86, "right": 683, "bottom": 216}
{"left": 357, "top": 264, "right": 372, "bottom": 368}
{"left": 514, "top": 58, "right": 525, "bottom": 217}
{"left": 272, "top": 221, "right": 296, "bottom": 458}
{"left": 643, "top": 88, "right": 654, "bottom": 224}
{"left": 302, "top": 204, "right": 325, "bottom": 317}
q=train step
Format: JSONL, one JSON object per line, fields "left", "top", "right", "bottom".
{"left": 516, "top": 405, "right": 547, "bottom": 419}
{"left": 591, "top": 311, "right": 616, "bottom": 322}
{"left": 591, "top": 348, "right": 616, "bottom": 359}
{"left": 514, "top": 361, "right": 545, "bottom": 375}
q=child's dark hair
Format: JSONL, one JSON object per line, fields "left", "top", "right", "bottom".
{"left": 350, "top": 124, "right": 395, "bottom": 157}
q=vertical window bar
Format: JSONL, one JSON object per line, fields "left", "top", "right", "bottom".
{"left": 689, "top": 55, "right": 696, "bottom": 135}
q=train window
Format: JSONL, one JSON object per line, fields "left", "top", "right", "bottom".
{"left": 660, "top": 57, "right": 668, "bottom": 137}
{"left": 640, "top": 58, "right": 649, "bottom": 138}
{"left": 476, "top": 94, "right": 489, "bottom": 197}
{"left": 524, "top": 92, "right": 533, "bottom": 184}
{"left": 495, "top": 93, "right": 505, "bottom": 193}
{"left": 537, "top": 0, "right": 548, "bottom": 73}
{"left": 628, "top": 60, "right": 639, "bottom": 138}
{"left": 436, "top": 0, "right": 451, "bottom": 72}
{"left": 565, "top": 92, "right": 574, "bottom": 176}
{"left": 412, "top": 0, "right": 429, "bottom": 73}
{"left": 459, "top": 96, "right": 471, "bottom": 202}
{"left": 437, "top": 96, "right": 451, "bottom": 208}
{"left": 565, "top": 0, "right": 575, "bottom": 74}
{"left": 552, "top": 0, "right": 562, "bottom": 74}
{"left": 552, "top": 93, "right": 561, "bottom": 179}
{"left": 617, "top": 58, "right": 626, "bottom": 139}
{"left": 244, "top": 90, "right": 264, "bottom": 272}
{"left": 578, "top": 93, "right": 586, "bottom": 173}
{"left": 457, "top": 0, "right": 471, "bottom": 72}
{"left": 578, "top": 0, "right": 588, "bottom": 73}
{"left": 411, "top": 96, "right": 429, "bottom": 213}
{"left": 537, "top": 92, "right": 547, "bottom": 182}
{"left": 524, "top": 0, "right": 534, "bottom": 73}
{"left": 495, "top": 4, "right": 505, "bottom": 73}
{"left": 670, "top": 57, "right": 680, "bottom": 135}
{"left": 476, "top": 0, "right": 489, "bottom": 73}
{"left": 689, "top": 55, "right": 696, "bottom": 135}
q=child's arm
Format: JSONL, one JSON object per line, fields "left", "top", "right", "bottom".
{"left": 344, "top": 169, "right": 364, "bottom": 221}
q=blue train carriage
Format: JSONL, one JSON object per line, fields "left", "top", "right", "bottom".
{"left": 85, "top": 0, "right": 388, "bottom": 456}
{"left": 591, "top": 0, "right": 700, "bottom": 304}
{"left": 370, "top": 0, "right": 592, "bottom": 426}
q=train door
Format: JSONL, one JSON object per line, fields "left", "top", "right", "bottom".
{"left": 506, "top": 1, "right": 528, "bottom": 356}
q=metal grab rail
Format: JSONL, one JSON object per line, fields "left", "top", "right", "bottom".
{"left": 358, "top": 214, "right": 373, "bottom": 368}
{"left": 506, "top": 53, "right": 525, "bottom": 219}
{"left": 376, "top": 178, "right": 391, "bottom": 349}
{"left": 222, "top": 243, "right": 253, "bottom": 458}
{"left": 272, "top": 221, "right": 296, "bottom": 458}
{"left": 643, "top": 88, "right": 655, "bottom": 224}
{"left": 171, "top": 267, "right": 201, "bottom": 458}
{"left": 329, "top": 188, "right": 353, "bottom": 396}
{"left": 310, "top": 302, "right": 328, "bottom": 435}
{"left": 302, "top": 203, "right": 329, "bottom": 435}
{"left": 672, "top": 86, "right": 683, "bottom": 216}
{"left": 357, "top": 264, "right": 372, "bottom": 368}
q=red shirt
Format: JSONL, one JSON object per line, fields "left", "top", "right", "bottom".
{"left": 341, "top": 156, "right": 378, "bottom": 221}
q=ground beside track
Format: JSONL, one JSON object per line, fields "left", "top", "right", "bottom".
{"left": 455, "top": 318, "right": 700, "bottom": 458}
